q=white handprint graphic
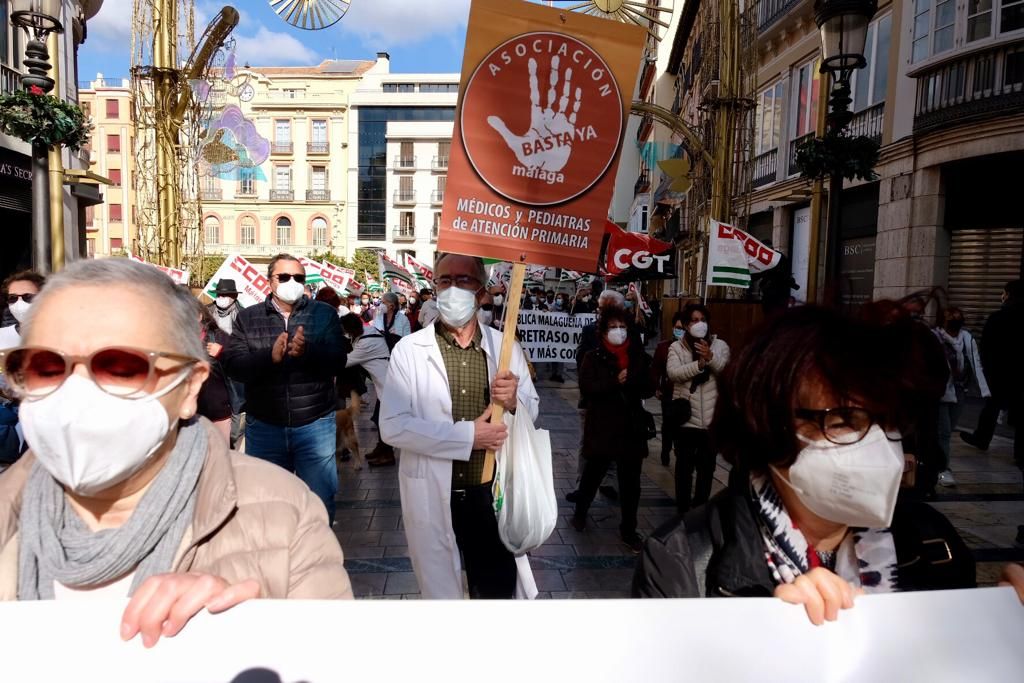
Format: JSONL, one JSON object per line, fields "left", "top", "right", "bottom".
{"left": 487, "top": 55, "right": 582, "bottom": 173}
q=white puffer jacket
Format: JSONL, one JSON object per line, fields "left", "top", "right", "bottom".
{"left": 666, "top": 335, "right": 731, "bottom": 430}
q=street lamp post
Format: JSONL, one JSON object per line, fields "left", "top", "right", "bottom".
{"left": 10, "top": 0, "right": 63, "bottom": 275}
{"left": 814, "top": 0, "right": 877, "bottom": 306}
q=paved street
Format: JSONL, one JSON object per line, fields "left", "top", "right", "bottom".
{"left": 333, "top": 368, "right": 1024, "bottom": 598}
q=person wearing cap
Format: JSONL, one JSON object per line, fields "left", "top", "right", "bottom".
{"left": 206, "top": 278, "right": 245, "bottom": 448}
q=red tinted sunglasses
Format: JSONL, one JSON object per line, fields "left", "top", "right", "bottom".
{"left": 0, "top": 346, "right": 199, "bottom": 399}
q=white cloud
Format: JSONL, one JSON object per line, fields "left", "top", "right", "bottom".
{"left": 232, "top": 25, "right": 320, "bottom": 66}
{"left": 340, "top": 0, "right": 471, "bottom": 47}
{"left": 87, "top": 0, "right": 133, "bottom": 46}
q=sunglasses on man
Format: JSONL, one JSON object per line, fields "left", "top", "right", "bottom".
{"left": 273, "top": 273, "right": 306, "bottom": 284}
{"left": 6, "top": 293, "right": 35, "bottom": 305}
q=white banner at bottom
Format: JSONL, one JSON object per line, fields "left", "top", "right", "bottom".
{"left": 0, "top": 588, "right": 1020, "bottom": 682}
{"left": 516, "top": 311, "right": 595, "bottom": 363}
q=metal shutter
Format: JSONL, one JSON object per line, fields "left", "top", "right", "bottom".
{"left": 947, "top": 227, "right": 1023, "bottom": 339}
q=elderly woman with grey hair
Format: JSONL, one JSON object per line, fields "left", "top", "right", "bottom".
{"left": 0, "top": 259, "right": 351, "bottom": 647}
{"left": 373, "top": 291, "right": 412, "bottom": 339}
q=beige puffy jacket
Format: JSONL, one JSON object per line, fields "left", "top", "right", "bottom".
{"left": 0, "top": 421, "right": 352, "bottom": 600}
{"left": 666, "top": 336, "right": 730, "bottom": 430}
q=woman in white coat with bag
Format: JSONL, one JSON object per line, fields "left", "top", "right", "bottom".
{"left": 666, "top": 304, "right": 730, "bottom": 515}
{"left": 379, "top": 254, "right": 541, "bottom": 600}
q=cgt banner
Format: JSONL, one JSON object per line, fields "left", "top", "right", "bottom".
{"left": 439, "top": 0, "right": 646, "bottom": 272}
{"left": 202, "top": 254, "right": 271, "bottom": 308}
{"left": 516, "top": 311, "right": 594, "bottom": 363}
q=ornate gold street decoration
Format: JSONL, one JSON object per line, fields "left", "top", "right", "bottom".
{"left": 270, "top": 0, "right": 352, "bottom": 30}
{"left": 556, "top": 0, "right": 674, "bottom": 41}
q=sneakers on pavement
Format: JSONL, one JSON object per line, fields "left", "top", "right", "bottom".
{"left": 938, "top": 470, "right": 957, "bottom": 487}
{"left": 959, "top": 432, "right": 988, "bottom": 451}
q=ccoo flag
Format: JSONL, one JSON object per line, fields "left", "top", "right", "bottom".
{"left": 706, "top": 220, "right": 782, "bottom": 288}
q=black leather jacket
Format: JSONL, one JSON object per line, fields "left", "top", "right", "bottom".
{"left": 633, "top": 487, "right": 976, "bottom": 598}
{"left": 221, "top": 296, "right": 345, "bottom": 427}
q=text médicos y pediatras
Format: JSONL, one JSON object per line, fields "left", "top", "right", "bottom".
{"left": 450, "top": 198, "right": 594, "bottom": 249}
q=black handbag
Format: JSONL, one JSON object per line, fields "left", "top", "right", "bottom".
{"left": 642, "top": 409, "right": 658, "bottom": 440}
{"left": 669, "top": 398, "right": 692, "bottom": 426}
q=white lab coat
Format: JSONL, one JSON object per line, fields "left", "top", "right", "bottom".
{"left": 379, "top": 323, "right": 540, "bottom": 599}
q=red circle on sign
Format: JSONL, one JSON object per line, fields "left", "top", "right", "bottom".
{"left": 460, "top": 32, "right": 624, "bottom": 206}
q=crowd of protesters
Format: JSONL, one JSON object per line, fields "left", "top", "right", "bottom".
{"left": 1, "top": 255, "right": 1022, "bottom": 642}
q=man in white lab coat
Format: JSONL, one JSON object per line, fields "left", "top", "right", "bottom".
{"left": 380, "top": 254, "right": 540, "bottom": 599}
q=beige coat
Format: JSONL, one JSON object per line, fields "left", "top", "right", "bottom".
{"left": 0, "top": 421, "right": 352, "bottom": 600}
{"left": 666, "top": 336, "right": 730, "bottom": 430}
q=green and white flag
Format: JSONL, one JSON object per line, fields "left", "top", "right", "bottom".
{"left": 706, "top": 220, "right": 782, "bottom": 288}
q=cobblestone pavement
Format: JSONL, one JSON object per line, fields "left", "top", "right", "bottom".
{"left": 333, "top": 368, "right": 1024, "bottom": 598}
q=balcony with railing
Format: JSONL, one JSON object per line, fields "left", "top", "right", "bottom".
{"left": 752, "top": 148, "right": 778, "bottom": 188}
{"left": 2, "top": 65, "right": 22, "bottom": 96}
{"left": 849, "top": 102, "right": 885, "bottom": 143}
{"left": 913, "top": 40, "right": 1024, "bottom": 133}
{"left": 431, "top": 190, "right": 444, "bottom": 205}
{"left": 394, "top": 155, "right": 417, "bottom": 171}
{"left": 393, "top": 225, "right": 416, "bottom": 242}
{"left": 431, "top": 156, "right": 449, "bottom": 171}
{"left": 636, "top": 112, "right": 654, "bottom": 142}
{"left": 306, "top": 190, "right": 331, "bottom": 201}
{"left": 757, "top": 0, "right": 803, "bottom": 32}
{"left": 788, "top": 133, "right": 814, "bottom": 176}
{"left": 207, "top": 243, "right": 322, "bottom": 257}
{"left": 307, "top": 141, "right": 330, "bottom": 155}
{"left": 200, "top": 188, "right": 223, "bottom": 201}
{"left": 271, "top": 142, "right": 293, "bottom": 155}
{"left": 270, "top": 189, "right": 294, "bottom": 201}
{"left": 394, "top": 190, "right": 416, "bottom": 205}
{"left": 635, "top": 169, "right": 650, "bottom": 194}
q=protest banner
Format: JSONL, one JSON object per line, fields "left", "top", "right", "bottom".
{"left": 706, "top": 219, "right": 783, "bottom": 289}
{"left": 201, "top": 254, "right": 271, "bottom": 308}
{"left": 127, "top": 253, "right": 190, "bottom": 286}
{"left": 0, "top": 588, "right": 1020, "bottom": 682}
{"left": 516, "top": 311, "right": 594, "bottom": 363}
{"left": 603, "top": 222, "right": 673, "bottom": 277}
{"left": 438, "top": 0, "right": 645, "bottom": 272}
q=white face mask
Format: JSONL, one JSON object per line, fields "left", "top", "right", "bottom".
{"left": 8, "top": 298, "right": 31, "bottom": 323}
{"left": 275, "top": 278, "right": 305, "bottom": 304}
{"left": 774, "top": 425, "right": 904, "bottom": 529}
{"left": 477, "top": 309, "right": 494, "bottom": 327}
{"left": 19, "top": 373, "right": 189, "bottom": 496}
{"left": 493, "top": 295, "right": 504, "bottom": 307}
{"left": 437, "top": 286, "right": 478, "bottom": 328}
{"left": 215, "top": 296, "right": 234, "bottom": 310}
{"left": 606, "top": 328, "right": 628, "bottom": 346}
{"left": 689, "top": 321, "right": 709, "bottom": 339}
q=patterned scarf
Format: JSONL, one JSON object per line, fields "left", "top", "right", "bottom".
{"left": 750, "top": 474, "right": 899, "bottom": 593}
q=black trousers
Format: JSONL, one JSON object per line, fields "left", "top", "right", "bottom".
{"left": 971, "top": 395, "right": 1023, "bottom": 467}
{"left": 574, "top": 452, "right": 643, "bottom": 537}
{"left": 674, "top": 428, "right": 714, "bottom": 514}
{"left": 660, "top": 395, "right": 676, "bottom": 461}
{"left": 450, "top": 483, "right": 517, "bottom": 599}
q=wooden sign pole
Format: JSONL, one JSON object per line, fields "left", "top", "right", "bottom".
{"left": 482, "top": 261, "right": 526, "bottom": 484}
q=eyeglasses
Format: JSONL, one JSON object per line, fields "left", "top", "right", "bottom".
{"left": 433, "top": 275, "right": 482, "bottom": 290}
{"left": 480, "top": 303, "right": 494, "bottom": 312}
{"left": 273, "top": 273, "right": 306, "bottom": 284}
{"left": 795, "top": 407, "right": 901, "bottom": 445}
{"left": 6, "top": 293, "right": 35, "bottom": 305}
{"left": 0, "top": 346, "right": 199, "bottom": 399}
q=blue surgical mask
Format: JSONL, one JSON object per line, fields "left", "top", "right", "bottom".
{"left": 673, "top": 328, "right": 684, "bottom": 340}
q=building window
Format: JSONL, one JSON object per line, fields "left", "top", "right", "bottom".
{"left": 792, "top": 59, "right": 821, "bottom": 138}
{"left": 639, "top": 204, "right": 649, "bottom": 234}
{"left": 437, "top": 140, "right": 450, "bottom": 166}
{"left": 283, "top": 88, "right": 301, "bottom": 99}
{"left": 399, "top": 211, "right": 415, "bottom": 235}
{"left": 755, "top": 82, "right": 783, "bottom": 155}
{"left": 110, "top": 238, "right": 123, "bottom": 251}
{"left": 312, "top": 217, "right": 328, "bottom": 246}
{"left": 276, "top": 217, "right": 292, "bottom": 245}
{"left": 275, "top": 166, "right": 291, "bottom": 190}
{"left": 311, "top": 119, "right": 328, "bottom": 143}
{"left": 274, "top": 119, "right": 291, "bottom": 145}
{"left": 239, "top": 166, "right": 256, "bottom": 195}
{"left": 204, "top": 216, "right": 220, "bottom": 244}
{"left": 108, "top": 168, "right": 122, "bottom": 186}
{"left": 912, "top": 0, "right": 955, "bottom": 62}
{"left": 105, "top": 99, "right": 119, "bottom": 119}
{"left": 400, "top": 141, "right": 414, "bottom": 165}
{"left": 240, "top": 217, "right": 256, "bottom": 245}
{"left": 81, "top": 101, "right": 91, "bottom": 118}
{"left": 419, "top": 83, "right": 459, "bottom": 93}
{"left": 311, "top": 165, "right": 327, "bottom": 191}
{"left": 383, "top": 83, "right": 415, "bottom": 93}
{"left": 85, "top": 205, "right": 94, "bottom": 227}
{"left": 853, "top": 13, "right": 892, "bottom": 111}
{"left": 107, "top": 134, "right": 120, "bottom": 153}
{"left": 1003, "top": 0, "right": 1024, "bottom": 32}
{"left": 109, "top": 203, "right": 122, "bottom": 222}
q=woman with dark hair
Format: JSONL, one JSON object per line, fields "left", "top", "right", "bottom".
{"left": 634, "top": 305, "right": 979, "bottom": 622}
{"left": 194, "top": 298, "right": 233, "bottom": 443}
{"left": 666, "top": 303, "right": 730, "bottom": 514}
{"left": 571, "top": 307, "right": 654, "bottom": 552}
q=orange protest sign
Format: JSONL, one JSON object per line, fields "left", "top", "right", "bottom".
{"left": 439, "top": 0, "right": 646, "bottom": 272}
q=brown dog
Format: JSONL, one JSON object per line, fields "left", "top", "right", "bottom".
{"left": 335, "top": 390, "right": 364, "bottom": 470}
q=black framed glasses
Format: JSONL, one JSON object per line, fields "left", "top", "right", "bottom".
{"left": 795, "top": 407, "right": 901, "bottom": 445}
{"left": 6, "top": 293, "right": 35, "bottom": 305}
{"left": 433, "top": 275, "right": 481, "bottom": 290}
{"left": 0, "top": 346, "right": 199, "bottom": 399}
{"left": 273, "top": 273, "right": 306, "bottom": 284}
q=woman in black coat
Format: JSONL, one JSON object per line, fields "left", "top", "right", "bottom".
{"left": 572, "top": 307, "right": 654, "bottom": 552}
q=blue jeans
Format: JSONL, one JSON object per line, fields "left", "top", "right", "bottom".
{"left": 245, "top": 413, "right": 338, "bottom": 523}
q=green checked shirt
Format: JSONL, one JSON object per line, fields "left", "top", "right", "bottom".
{"left": 435, "top": 325, "right": 491, "bottom": 488}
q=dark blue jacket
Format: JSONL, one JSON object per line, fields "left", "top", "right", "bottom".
{"left": 222, "top": 296, "right": 345, "bottom": 427}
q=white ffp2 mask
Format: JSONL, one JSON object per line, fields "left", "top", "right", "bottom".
{"left": 275, "top": 279, "right": 304, "bottom": 304}
{"left": 19, "top": 373, "right": 188, "bottom": 496}
{"left": 437, "top": 286, "right": 478, "bottom": 328}
{"left": 689, "top": 321, "right": 708, "bottom": 339}
{"left": 774, "top": 425, "right": 904, "bottom": 529}
{"left": 8, "top": 298, "right": 31, "bottom": 323}
{"left": 606, "top": 328, "right": 628, "bottom": 346}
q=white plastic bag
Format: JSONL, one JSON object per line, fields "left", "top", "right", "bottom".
{"left": 492, "top": 409, "right": 557, "bottom": 555}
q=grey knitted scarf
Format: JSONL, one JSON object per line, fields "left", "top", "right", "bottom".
{"left": 17, "top": 419, "right": 208, "bottom": 599}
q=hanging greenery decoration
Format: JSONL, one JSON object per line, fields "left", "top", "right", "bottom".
{"left": 794, "top": 130, "right": 880, "bottom": 183}
{"left": 0, "top": 86, "right": 92, "bottom": 151}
